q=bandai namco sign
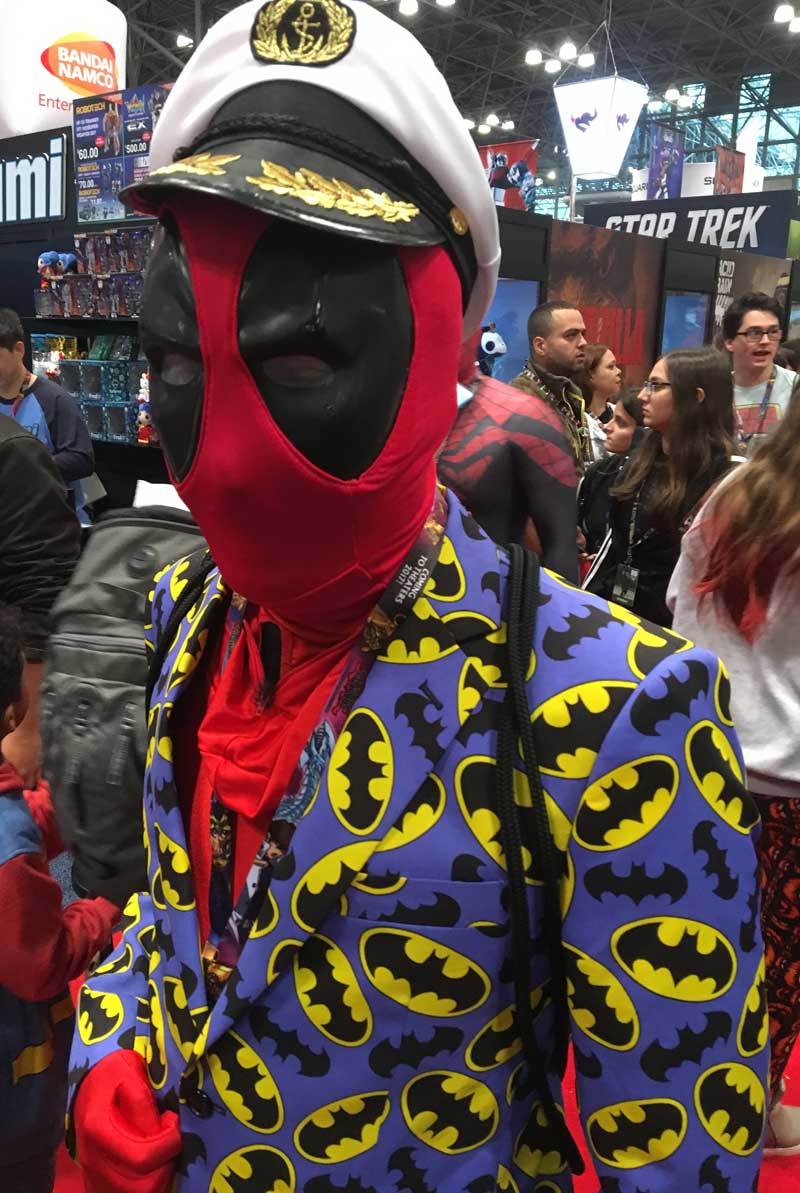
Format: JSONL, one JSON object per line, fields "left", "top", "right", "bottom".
{"left": 0, "top": 0, "right": 127, "bottom": 140}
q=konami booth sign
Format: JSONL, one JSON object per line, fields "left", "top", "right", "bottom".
{"left": 0, "top": 0, "right": 127, "bottom": 139}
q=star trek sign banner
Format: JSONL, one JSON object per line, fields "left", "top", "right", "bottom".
{"left": 584, "top": 189, "right": 797, "bottom": 258}
{"left": 554, "top": 76, "right": 647, "bottom": 180}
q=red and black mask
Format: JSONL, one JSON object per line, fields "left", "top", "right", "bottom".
{"left": 140, "top": 194, "right": 463, "bottom": 639}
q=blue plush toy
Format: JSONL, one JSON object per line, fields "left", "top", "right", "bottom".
{"left": 37, "top": 251, "right": 78, "bottom": 278}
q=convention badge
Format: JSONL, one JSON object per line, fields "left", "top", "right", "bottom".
{"left": 612, "top": 564, "right": 640, "bottom": 608}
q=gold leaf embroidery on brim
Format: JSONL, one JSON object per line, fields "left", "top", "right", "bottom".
{"left": 245, "top": 160, "right": 421, "bottom": 224}
{"left": 151, "top": 153, "right": 243, "bottom": 178}
{"left": 252, "top": 0, "right": 356, "bottom": 67}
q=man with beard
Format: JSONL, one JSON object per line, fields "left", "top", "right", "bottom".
{"left": 65, "top": 3, "right": 767, "bottom": 1192}
{"left": 511, "top": 301, "right": 592, "bottom": 473}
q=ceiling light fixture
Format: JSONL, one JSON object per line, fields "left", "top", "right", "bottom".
{"left": 463, "top": 118, "right": 476, "bottom": 129}
{"left": 790, "top": 14, "right": 800, "bottom": 28}
{"left": 664, "top": 86, "right": 680, "bottom": 103}
{"left": 774, "top": 4, "right": 794, "bottom": 21}
{"left": 547, "top": 169, "right": 557, "bottom": 180}
{"left": 676, "top": 93, "right": 693, "bottom": 108}
{"left": 501, "top": 119, "right": 515, "bottom": 130}
{"left": 486, "top": 113, "right": 500, "bottom": 126}
{"left": 435, "top": 0, "right": 456, "bottom": 7}
{"left": 559, "top": 41, "right": 577, "bottom": 60}
{"left": 525, "top": 48, "right": 543, "bottom": 66}
{"left": 398, "top": 0, "right": 419, "bottom": 16}
{"left": 545, "top": 58, "right": 561, "bottom": 74}
{"left": 577, "top": 51, "right": 595, "bottom": 68}
{"left": 477, "top": 123, "right": 491, "bottom": 135}
{"left": 176, "top": 33, "right": 194, "bottom": 48}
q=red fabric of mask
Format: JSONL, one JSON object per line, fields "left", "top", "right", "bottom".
{"left": 167, "top": 196, "right": 463, "bottom": 644}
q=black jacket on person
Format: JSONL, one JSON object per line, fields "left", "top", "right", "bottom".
{"left": 0, "top": 415, "right": 81, "bottom": 659}
{"left": 577, "top": 454, "right": 627, "bottom": 557}
{"left": 584, "top": 449, "right": 730, "bottom": 627}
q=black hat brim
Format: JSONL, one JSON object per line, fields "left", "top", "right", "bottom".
{"left": 122, "top": 133, "right": 443, "bottom": 249}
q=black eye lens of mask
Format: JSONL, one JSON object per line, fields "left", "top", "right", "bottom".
{"left": 160, "top": 351, "right": 203, "bottom": 388}
{"left": 258, "top": 355, "right": 335, "bottom": 388}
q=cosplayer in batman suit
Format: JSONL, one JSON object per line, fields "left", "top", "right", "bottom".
{"left": 68, "top": 3, "right": 768, "bottom": 1191}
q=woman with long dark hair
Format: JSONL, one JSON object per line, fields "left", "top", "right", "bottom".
{"left": 576, "top": 343, "right": 622, "bottom": 460}
{"left": 669, "top": 379, "right": 800, "bottom": 1155}
{"left": 578, "top": 389, "right": 645, "bottom": 560}
{"left": 584, "top": 346, "right": 734, "bottom": 625}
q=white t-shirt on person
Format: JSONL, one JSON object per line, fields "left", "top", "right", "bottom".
{"left": 734, "top": 363, "right": 795, "bottom": 439}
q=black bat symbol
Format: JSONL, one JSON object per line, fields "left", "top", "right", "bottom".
{"left": 153, "top": 775, "right": 179, "bottom": 813}
{"left": 600, "top": 1181, "right": 652, "bottom": 1193}
{"left": 589, "top": 1100, "right": 686, "bottom": 1168}
{"left": 208, "top": 1032, "right": 281, "bottom": 1133}
{"left": 461, "top": 511, "right": 485, "bottom": 541}
{"left": 306, "top": 1179, "right": 378, "bottom": 1193}
{"left": 584, "top": 861, "right": 687, "bottom": 905}
{"left": 699, "top": 1154, "right": 731, "bottom": 1193}
{"left": 542, "top": 604, "right": 615, "bottom": 661}
{"left": 533, "top": 681, "right": 635, "bottom": 777}
{"left": 451, "top": 854, "right": 487, "bottom": 882}
{"left": 174, "top": 1132, "right": 206, "bottom": 1177}
{"left": 369, "top": 1026, "right": 463, "bottom": 1078}
{"left": 740, "top": 884, "right": 759, "bottom": 954}
{"left": 151, "top": 583, "right": 166, "bottom": 636}
{"left": 389, "top": 1146, "right": 436, "bottom": 1193}
{"left": 395, "top": 691, "right": 446, "bottom": 766}
{"left": 117, "top": 1026, "right": 137, "bottom": 1051}
{"left": 250, "top": 1005, "right": 331, "bottom": 1077}
{"left": 630, "top": 658, "right": 711, "bottom": 736}
{"left": 693, "top": 821, "right": 739, "bottom": 900}
{"left": 615, "top": 921, "right": 734, "bottom": 992}
{"left": 271, "top": 849, "right": 296, "bottom": 882}
{"left": 370, "top": 892, "right": 460, "bottom": 928}
{"left": 481, "top": 568, "right": 502, "bottom": 601}
{"left": 179, "top": 961, "right": 199, "bottom": 1001}
{"left": 573, "top": 1044, "right": 602, "bottom": 1079}
{"left": 67, "top": 1060, "right": 89, "bottom": 1089}
{"left": 466, "top": 1178, "right": 495, "bottom": 1193}
{"left": 389, "top": 612, "right": 452, "bottom": 660}
{"left": 456, "top": 686, "right": 502, "bottom": 747}
{"left": 640, "top": 1012, "right": 732, "bottom": 1082}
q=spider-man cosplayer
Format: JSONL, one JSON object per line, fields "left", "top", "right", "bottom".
{"left": 68, "top": 3, "right": 768, "bottom": 1191}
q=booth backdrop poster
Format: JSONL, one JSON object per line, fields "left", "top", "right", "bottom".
{"left": 548, "top": 221, "right": 661, "bottom": 384}
{"left": 584, "top": 189, "right": 797, "bottom": 258}
{"left": 647, "top": 125, "right": 684, "bottom": 201}
{"left": 713, "top": 252, "right": 791, "bottom": 334}
{"left": 73, "top": 83, "right": 173, "bottom": 223}
{"left": 681, "top": 161, "right": 716, "bottom": 198}
{"left": 714, "top": 146, "right": 746, "bottom": 196}
{"left": 0, "top": 0, "right": 126, "bottom": 141}
{"left": 479, "top": 140, "right": 539, "bottom": 211}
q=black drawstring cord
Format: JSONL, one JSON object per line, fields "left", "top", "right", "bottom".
{"left": 497, "top": 543, "right": 585, "bottom": 1176}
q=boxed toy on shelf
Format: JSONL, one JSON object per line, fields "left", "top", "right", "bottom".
{"left": 35, "top": 226, "right": 153, "bottom": 323}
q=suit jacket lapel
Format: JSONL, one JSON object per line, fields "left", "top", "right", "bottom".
{"left": 202, "top": 496, "right": 508, "bottom": 1051}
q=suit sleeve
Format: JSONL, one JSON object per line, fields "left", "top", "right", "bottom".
{"left": 48, "top": 390, "right": 95, "bottom": 485}
{"left": 0, "top": 433, "right": 81, "bottom": 659}
{"left": 561, "top": 646, "right": 768, "bottom": 1190}
{"left": 67, "top": 890, "right": 157, "bottom": 1116}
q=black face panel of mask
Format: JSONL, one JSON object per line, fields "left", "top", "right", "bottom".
{"left": 140, "top": 216, "right": 413, "bottom": 483}
{"left": 238, "top": 221, "right": 413, "bottom": 479}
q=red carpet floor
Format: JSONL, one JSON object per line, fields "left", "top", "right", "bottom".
{"left": 56, "top": 1045, "right": 800, "bottom": 1191}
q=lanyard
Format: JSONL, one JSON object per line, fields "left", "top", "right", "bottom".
{"left": 755, "top": 372, "right": 776, "bottom": 438}
{"left": 8, "top": 372, "right": 34, "bottom": 419}
{"left": 202, "top": 488, "right": 449, "bottom": 1003}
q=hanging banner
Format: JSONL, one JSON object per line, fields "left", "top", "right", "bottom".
{"left": 630, "top": 167, "right": 649, "bottom": 201}
{"left": 0, "top": 0, "right": 127, "bottom": 140}
{"left": 681, "top": 161, "right": 716, "bottom": 198}
{"left": 478, "top": 140, "right": 539, "bottom": 211}
{"left": 647, "top": 125, "right": 684, "bottom": 200}
{"left": 73, "top": 83, "right": 173, "bottom": 223}
{"left": 548, "top": 221, "right": 661, "bottom": 385}
{"left": 714, "top": 146, "right": 746, "bottom": 196}
{"left": 553, "top": 75, "right": 647, "bottom": 179}
{"left": 584, "top": 189, "right": 797, "bottom": 257}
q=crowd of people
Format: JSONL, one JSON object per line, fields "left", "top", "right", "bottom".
{"left": 0, "top": 1, "right": 794, "bottom": 1190}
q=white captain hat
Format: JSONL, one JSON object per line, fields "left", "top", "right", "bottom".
{"left": 122, "top": 0, "right": 500, "bottom": 336}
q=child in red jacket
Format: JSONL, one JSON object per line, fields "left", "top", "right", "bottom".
{"left": 0, "top": 607, "right": 120, "bottom": 1192}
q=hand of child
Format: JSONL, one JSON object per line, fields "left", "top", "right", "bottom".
{"left": 74, "top": 1050, "right": 181, "bottom": 1193}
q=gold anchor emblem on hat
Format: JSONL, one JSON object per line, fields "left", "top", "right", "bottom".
{"left": 251, "top": 0, "right": 356, "bottom": 67}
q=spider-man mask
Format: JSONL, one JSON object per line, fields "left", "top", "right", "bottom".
{"left": 140, "top": 194, "right": 463, "bottom": 639}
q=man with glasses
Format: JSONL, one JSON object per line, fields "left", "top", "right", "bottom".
{"left": 723, "top": 291, "right": 794, "bottom": 446}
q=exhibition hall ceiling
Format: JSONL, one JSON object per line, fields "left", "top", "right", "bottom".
{"left": 116, "top": 0, "right": 800, "bottom": 149}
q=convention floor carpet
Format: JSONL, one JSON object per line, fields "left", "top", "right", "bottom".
{"left": 56, "top": 1043, "right": 800, "bottom": 1192}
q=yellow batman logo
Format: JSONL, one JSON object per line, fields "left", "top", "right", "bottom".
{"left": 425, "top": 537, "right": 466, "bottom": 603}
{"left": 376, "top": 774, "right": 446, "bottom": 854}
{"left": 267, "top": 939, "right": 303, "bottom": 986}
{"left": 144, "top": 978, "right": 167, "bottom": 1090}
{"left": 209, "top": 1144, "right": 295, "bottom": 1192}
{"left": 208, "top": 1032, "right": 284, "bottom": 1134}
{"left": 77, "top": 986, "right": 125, "bottom": 1045}
{"left": 574, "top": 756, "right": 679, "bottom": 851}
{"left": 686, "top": 721, "right": 757, "bottom": 834}
{"left": 352, "top": 872, "right": 407, "bottom": 896}
{"left": 465, "top": 984, "right": 550, "bottom": 1072}
{"left": 292, "top": 841, "right": 377, "bottom": 932}
{"left": 92, "top": 942, "right": 133, "bottom": 977}
{"left": 328, "top": 709, "right": 393, "bottom": 836}
{"left": 251, "top": 889, "right": 280, "bottom": 939}
{"left": 294, "top": 1091, "right": 390, "bottom": 1163}
{"left": 532, "top": 681, "right": 638, "bottom": 779}
{"left": 737, "top": 959, "right": 769, "bottom": 1058}
{"left": 294, "top": 935, "right": 372, "bottom": 1047}
{"left": 379, "top": 599, "right": 458, "bottom": 665}
{"left": 401, "top": 1071, "right": 499, "bottom": 1154}
{"left": 164, "top": 976, "right": 206, "bottom": 1063}
{"left": 612, "top": 917, "right": 737, "bottom": 1002}
{"left": 627, "top": 624, "right": 691, "bottom": 679}
{"left": 564, "top": 945, "right": 639, "bottom": 1051}
{"left": 715, "top": 663, "right": 734, "bottom": 726}
{"left": 154, "top": 822, "right": 195, "bottom": 911}
{"left": 457, "top": 655, "right": 506, "bottom": 725}
{"left": 497, "top": 1165, "right": 520, "bottom": 1193}
{"left": 513, "top": 1102, "right": 569, "bottom": 1175}
{"left": 360, "top": 928, "right": 490, "bottom": 1017}
{"left": 694, "top": 1063, "right": 765, "bottom": 1155}
{"left": 587, "top": 1098, "right": 687, "bottom": 1168}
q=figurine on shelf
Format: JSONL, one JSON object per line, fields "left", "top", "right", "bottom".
{"left": 37, "top": 251, "right": 78, "bottom": 278}
{"left": 136, "top": 373, "right": 158, "bottom": 446}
